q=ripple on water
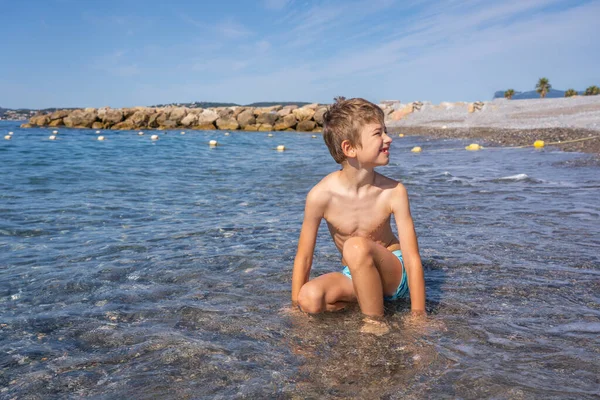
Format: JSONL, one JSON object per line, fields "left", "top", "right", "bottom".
{"left": 0, "top": 123, "right": 599, "bottom": 398}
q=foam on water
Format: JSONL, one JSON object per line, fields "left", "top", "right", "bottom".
{"left": 1, "top": 121, "right": 599, "bottom": 398}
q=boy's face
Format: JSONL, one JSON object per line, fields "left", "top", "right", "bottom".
{"left": 355, "top": 122, "right": 392, "bottom": 166}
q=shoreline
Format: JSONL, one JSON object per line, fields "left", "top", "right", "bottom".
{"left": 389, "top": 126, "right": 600, "bottom": 156}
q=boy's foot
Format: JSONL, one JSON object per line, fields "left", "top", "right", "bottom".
{"left": 360, "top": 317, "right": 390, "bottom": 336}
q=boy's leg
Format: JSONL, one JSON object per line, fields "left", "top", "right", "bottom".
{"left": 297, "top": 272, "right": 356, "bottom": 314}
{"left": 342, "top": 237, "right": 403, "bottom": 317}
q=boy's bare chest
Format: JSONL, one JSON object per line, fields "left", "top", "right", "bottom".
{"left": 324, "top": 195, "right": 392, "bottom": 239}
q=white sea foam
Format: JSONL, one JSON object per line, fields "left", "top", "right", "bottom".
{"left": 498, "top": 173, "right": 529, "bottom": 181}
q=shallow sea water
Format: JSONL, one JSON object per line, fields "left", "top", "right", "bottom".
{"left": 1, "top": 121, "right": 599, "bottom": 399}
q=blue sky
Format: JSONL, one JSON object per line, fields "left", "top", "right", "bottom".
{"left": 1, "top": 0, "right": 599, "bottom": 108}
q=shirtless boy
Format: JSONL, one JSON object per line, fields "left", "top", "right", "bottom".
{"left": 291, "top": 97, "right": 426, "bottom": 324}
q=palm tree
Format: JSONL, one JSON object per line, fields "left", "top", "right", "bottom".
{"left": 564, "top": 89, "right": 578, "bottom": 97}
{"left": 584, "top": 85, "right": 599, "bottom": 96}
{"left": 504, "top": 89, "right": 515, "bottom": 99}
{"left": 535, "top": 77, "right": 552, "bottom": 98}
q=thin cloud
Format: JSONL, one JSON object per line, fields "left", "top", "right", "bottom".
{"left": 178, "top": 14, "right": 253, "bottom": 39}
{"left": 263, "top": 0, "right": 292, "bottom": 10}
{"left": 92, "top": 50, "right": 141, "bottom": 78}
{"left": 214, "top": 19, "right": 253, "bottom": 39}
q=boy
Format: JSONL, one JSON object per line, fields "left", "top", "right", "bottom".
{"left": 291, "top": 97, "right": 426, "bottom": 327}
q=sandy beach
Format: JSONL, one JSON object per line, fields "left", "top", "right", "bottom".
{"left": 387, "top": 96, "right": 600, "bottom": 157}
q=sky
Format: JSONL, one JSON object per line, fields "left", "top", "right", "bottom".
{"left": 0, "top": 0, "right": 599, "bottom": 109}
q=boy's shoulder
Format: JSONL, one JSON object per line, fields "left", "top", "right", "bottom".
{"left": 373, "top": 172, "right": 404, "bottom": 191}
{"left": 308, "top": 171, "right": 406, "bottom": 198}
{"left": 306, "top": 171, "right": 338, "bottom": 202}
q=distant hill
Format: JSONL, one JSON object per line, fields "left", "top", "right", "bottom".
{"left": 493, "top": 89, "right": 582, "bottom": 100}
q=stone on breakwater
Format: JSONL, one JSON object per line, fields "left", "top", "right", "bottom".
{"left": 237, "top": 109, "right": 256, "bottom": 128}
{"left": 102, "top": 109, "right": 124, "bottom": 125}
{"left": 131, "top": 110, "right": 151, "bottom": 126}
{"left": 256, "top": 112, "right": 278, "bottom": 126}
{"left": 64, "top": 109, "right": 98, "bottom": 128}
{"left": 148, "top": 113, "right": 160, "bottom": 128}
{"left": 198, "top": 109, "right": 219, "bottom": 124}
{"left": 158, "top": 120, "right": 178, "bottom": 130}
{"left": 180, "top": 113, "right": 198, "bottom": 127}
{"left": 168, "top": 108, "right": 187, "bottom": 124}
{"left": 112, "top": 120, "right": 136, "bottom": 130}
{"left": 30, "top": 114, "right": 50, "bottom": 126}
{"left": 22, "top": 103, "right": 329, "bottom": 132}
{"left": 254, "top": 106, "right": 282, "bottom": 116}
{"left": 217, "top": 108, "right": 234, "bottom": 119}
{"left": 50, "top": 110, "right": 70, "bottom": 120}
{"left": 258, "top": 124, "right": 273, "bottom": 131}
{"left": 274, "top": 114, "right": 298, "bottom": 130}
{"left": 216, "top": 117, "right": 239, "bottom": 130}
{"left": 292, "top": 107, "right": 315, "bottom": 122}
{"left": 277, "top": 105, "right": 298, "bottom": 116}
{"left": 48, "top": 119, "right": 64, "bottom": 127}
{"left": 122, "top": 108, "right": 137, "bottom": 119}
{"left": 313, "top": 107, "right": 327, "bottom": 125}
{"left": 192, "top": 122, "right": 217, "bottom": 130}
{"left": 297, "top": 120, "right": 316, "bottom": 132}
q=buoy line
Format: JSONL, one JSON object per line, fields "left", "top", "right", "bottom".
{"left": 409, "top": 135, "right": 600, "bottom": 153}
{"left": 11, "top": 130, "right": 598, "bottom": 154}
{"left": 506, "top": 135, "right": 600, "bottom": 149}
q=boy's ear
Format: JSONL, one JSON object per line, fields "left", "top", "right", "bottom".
{"left": 341, "top": 139, "right": 356, "bottom": 158}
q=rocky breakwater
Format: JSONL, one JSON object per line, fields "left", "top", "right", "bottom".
{"left": 21, "top": 103, "right": 331, "bottom": 133}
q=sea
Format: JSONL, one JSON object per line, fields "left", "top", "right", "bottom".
{"left": 1, "top": 120, "right": 599, "bottom": 399}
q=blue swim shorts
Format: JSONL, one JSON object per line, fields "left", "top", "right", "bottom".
{"left": 341, "top": 249, "right": 409, "bottom": 301}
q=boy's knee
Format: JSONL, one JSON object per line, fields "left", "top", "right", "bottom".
{"left": 297, "top": 285, "right": 325, "bottom": 314}
{"left": 342, "top": 237, "right": 372, "bottom": 263}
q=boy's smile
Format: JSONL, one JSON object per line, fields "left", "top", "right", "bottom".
{"left": 357, "top": 122, "right": 392, "bottom": 165}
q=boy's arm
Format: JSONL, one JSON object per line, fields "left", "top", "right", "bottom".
{"left": 391, "top": 184, "right": 426, "bottom": 314}
{"left": 291, "top": 188, "right": 326, "bottom": 304}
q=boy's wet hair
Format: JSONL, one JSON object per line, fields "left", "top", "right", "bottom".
{"left": 323, "top": 97, "right": 385, "bottom": 164}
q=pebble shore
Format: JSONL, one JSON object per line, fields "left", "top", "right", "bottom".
{"left": 388, "top": 96, "right": 600, "bottom": 159}
{"left": 391, "top": 126, "right": 600, "bottom": 155}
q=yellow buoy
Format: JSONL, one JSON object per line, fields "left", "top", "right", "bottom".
{"left": 8, "top": 131, "right": 14, "bottom": 136}
{"left": 442, "top": 125, "right": 447, "bottom": 130}
{"left": 180, "top": 131, "right": 186, "bottom": 135}
{"left": 4, "top": 135, "right": 11, "bottom": 140}
{"left": 138, "top": 132, "right": 144, "bottom": 136}
{"left": 97, "top": 136, "right": 105, "bottom": 141}
{"left": 411, "top": 146, "right": 422, "bottom": 153}
{"left": 267, "top": 133, "right": 274, "bottom": 137}
{"left": 151, "top": 134, "right": 159, "bottom": 140}
{"left": 209, "top": 140, "right": 218, "bottom": 147}
{"left": 465, "top": 143, "right": 481, "bottom": 151}
{"left": 52, "top": 130, "right": 58, "bottom": 134}
{"left": 277, "top": 145, "right": 286, "bottom": 151}
{"left": 533, "top": 140, "right": 545, "bottom": 148}
{"left": 398, "top": 133, "right": 405, "bottom": 137}
{"left": 224, "top": 132, "right": 230, "bottom": 136}
{"left": 49, "top": 135, "right": 57, "bottom": 140}
{"left": 96, "top": 130, "right": 101, "bottom": 134}
{"left": 311, "top": 135, "right": 317, "bottom": 138}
